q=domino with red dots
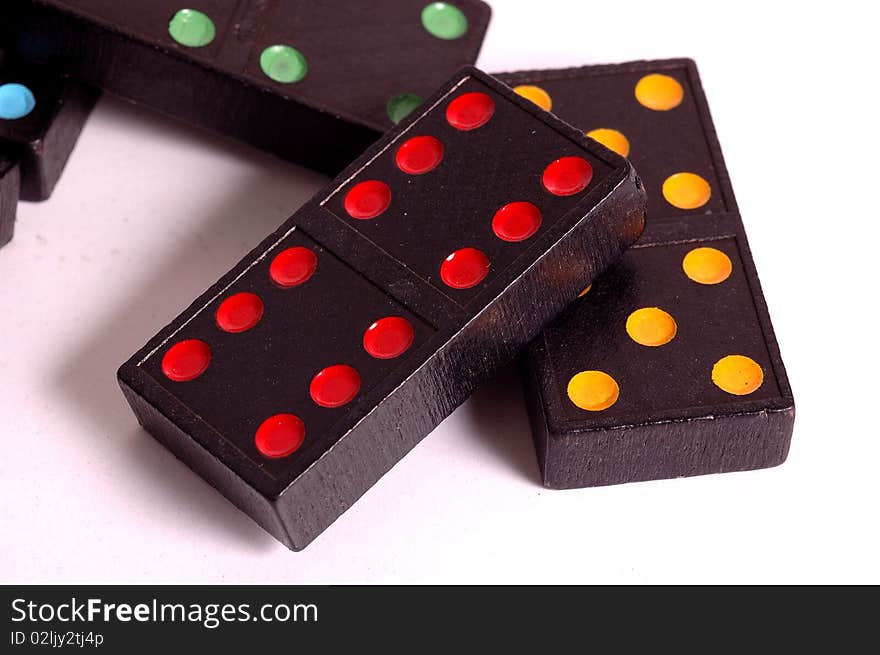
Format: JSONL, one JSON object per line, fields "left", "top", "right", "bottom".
{"left": 0, "top": 56, "right": 97, "bottom": 247}
{"left": 2, "top": 0, "right": 491, "bottom": 175}
{"left": 495, "top": 60, "right": 795, "bottom": 488}
{"left": 117, "top": 67, "right": 646, "bottom": 550}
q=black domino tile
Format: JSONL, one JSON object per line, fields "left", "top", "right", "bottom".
{"left": 496, "top": 60, "right": 795, "bottom": 488}
{"left": 0, "top": 151, "right": 19, "bottom": 247}
{"left": 3, "top": 0, "right": 491, "bottom": 175}
{"left": 118, "top": 68, "right": 647, "bottom": 549}
{"left": 0, "top": 55, "right": 97, "bottom": 248}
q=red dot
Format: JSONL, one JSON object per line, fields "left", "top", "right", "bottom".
{"left": 491, "top": 202, "right": 543, "bottom": 242}
{"left": 440, "top": 247, "right": 490, "bottom": 289}
{"left": 254, "top": 414, "right": 305, "bottom": 458}
{"left": 363, "top": 316, "right": 415, "bottom": 359}
{"left": 344, "top": 180, "right": 392, "bottom": 219}
{"left": 269, "top": 246, "right": 318, "bottom": 287}
{"left": 215, "top": 292, "right": 263, "bottom": 333}
{"left": 395, "top": 135, "right": 444, "bottom": 174}
{"left": 446, "top": 92, "right": 495, "bottom": 131}
{"left": 310, "top": 365, "right": 361, "bottom": 408}
{"left": 161, "top": 339, "right": 211, "bottom": 382}
{"left": 542, "top": 156, "right": 593, "bottom": 196}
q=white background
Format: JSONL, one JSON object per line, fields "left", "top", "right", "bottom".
{"left": 1, "top": 0, "right": 877, "bottom": 584}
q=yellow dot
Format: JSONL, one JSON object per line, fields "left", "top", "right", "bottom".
{"left": 513, "top": 84, "right": 552, "bottom": 111}
{"left": 586, "top": 128, "right": 630, "bottom": 158}
{"left": 634, "top": 73, "right": 684, "bottom": 111}
{"left": 712, "top": 355, "right": 764, "bottom": 395}
{"left": 567, "top": 370, "right": 619, "bottom": 411}
{"left": 662, "top": 172, "right": 712, "bottom": 210}
{"left": 683, "top": 247, "right": 733, "bottom": 285}
{"left": 577, "top": 284, "right": 592, "bottom": 298}
{"left": 626, "top": 307, "right": 677, "bottom": 347}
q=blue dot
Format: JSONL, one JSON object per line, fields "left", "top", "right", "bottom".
{"left": 0, "top": 83, "right": 37, "bottom": 120}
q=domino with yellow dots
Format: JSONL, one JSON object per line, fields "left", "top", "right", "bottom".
{"left": 497, "top": 59, "right": 795, "bottom": 488}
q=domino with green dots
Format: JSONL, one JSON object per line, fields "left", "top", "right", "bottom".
{"left": 2, "top": 1, "right": 491, "bottom": 175}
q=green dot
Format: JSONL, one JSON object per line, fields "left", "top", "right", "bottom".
{"left": 387, "top": 94, "right": 423, "bottom": 124}
{"left": 421, "top": 3, "right": 468, "bottom": 40}
{"left": 260, "top": 45, "right": 308, "bottom": 83}
{"left": 168, "top": 9, "right": 216, "bottom": 48}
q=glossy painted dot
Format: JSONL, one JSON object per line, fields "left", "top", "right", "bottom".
{"left": 513, "top": 85, "right": 552, "bottom": 111}
{"left": 491, "top": 202, "right": 542, "bottom": 242}
{"left": 215, "top": 292, "right": 264, "bottom": 333}
{"left": 310, "top": 365, "right": 361, "bottom": 408}
{"left": 635, "top": 73, "right": 684, "bottom": 111}
{"left": 254, "top": 414, "right": 305, "bottom": 458}
{"left": 712, "top": 355, "right": 764, "bottom": 396}
{"left": 626, "top": 307, "right": 677, "bottom": 347}
{"left": 260, "top": 45, "right": 308, "bottom": 83}
{"left": 567, "top": 370, "right": 619, "bottom": 411}
{"left": 0, "top": 83, "right": 36, "bottom": 120}
{"left": 363, "top": 316, "right": 415, "bottom": 359}
{"left": 161, "top": 339, "right": 211, "bottom": 382}
{"left": 421, "top": 2, "right": 469, "bottom": 40}
{"left": 586, "top": 128, "right": 630, "bottom": 158}
{"left": 446, "top": 92, "right": 495, "bottom": 131}
{"left": 395, "top": 135, "right": 444, "bottom": 174}
{"left": 663, "top": 172, "right": 712, "bottom": 210}
{"left": 542, "top": 156, "right": 593, "bottom": 196}
{"left": 387, "top": 93, "right": 422, "bottom": 124}
{"left": 440, "top": 247, "right": 490, "bottom": 289}
{"left": 683, "top": 247, "right": 733, "bottom": 285}
{"left": 168, "top": 9, "right": 216, "bottom": 47}
{"left": 344, "top": 180, "right": 392, "bottom": 219}
{"left": 270, "top": 246, "right": 318, "bottom": 287}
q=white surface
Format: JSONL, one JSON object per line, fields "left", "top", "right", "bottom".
{"left": 1, "top": 0, "right": 877, "bottom": 584}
